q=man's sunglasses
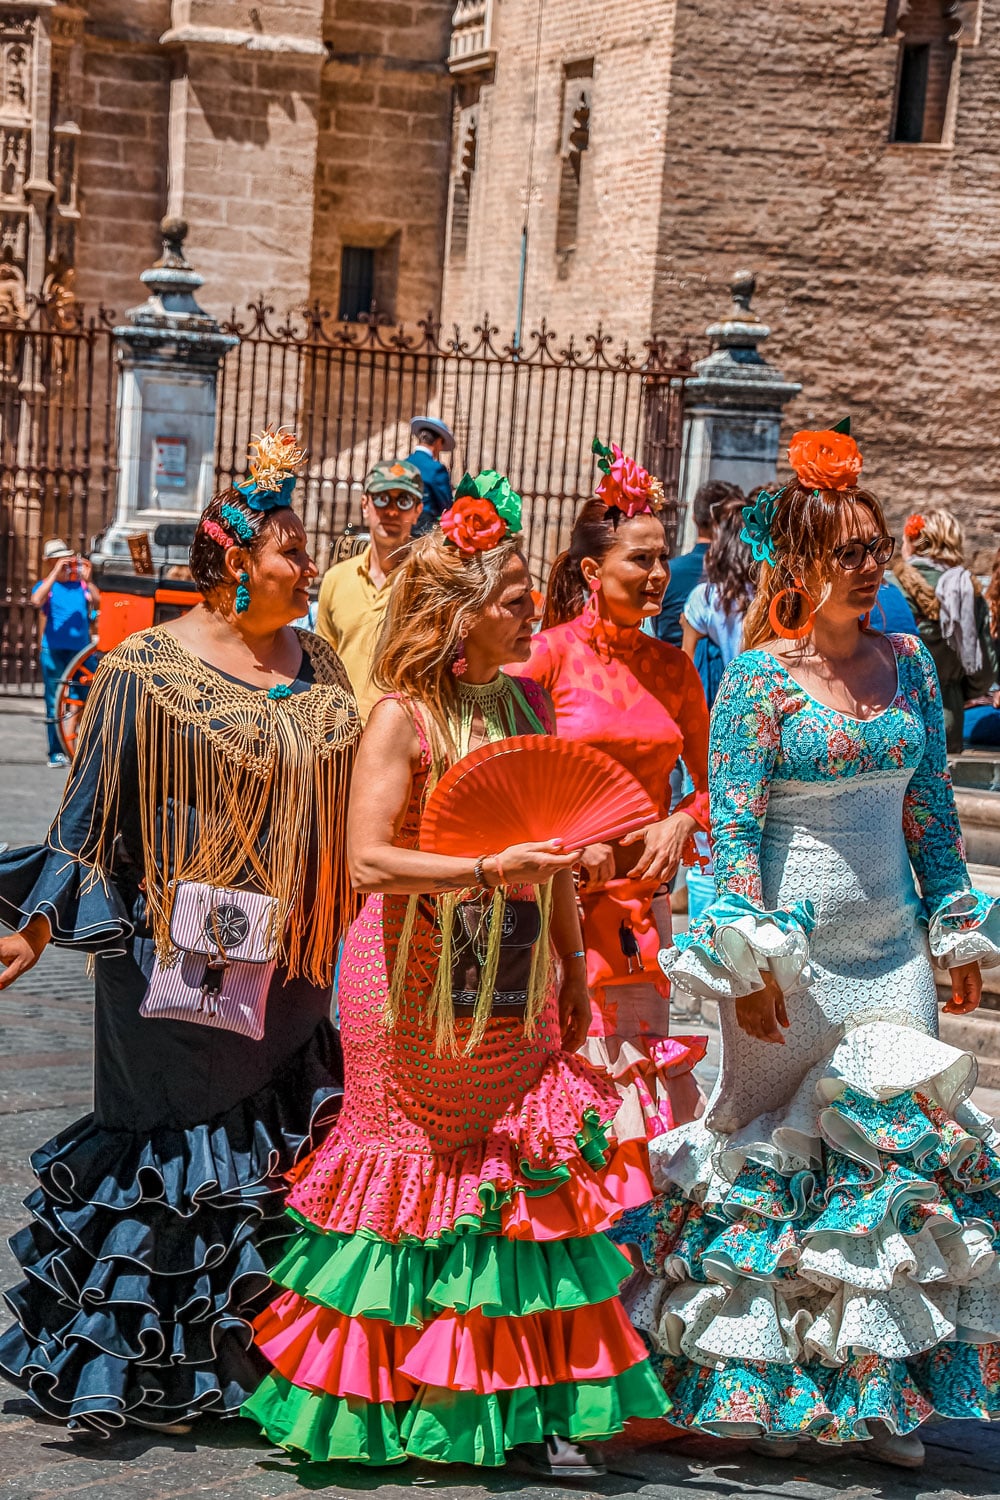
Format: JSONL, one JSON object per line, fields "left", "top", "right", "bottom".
{"left": 369, "top": 492, "right": 419, "bottom": 511}
{"left": 832, "top": 534, "right": 895, "bottom": 571}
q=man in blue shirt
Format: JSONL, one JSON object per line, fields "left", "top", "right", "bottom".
{"left": 407, "top": 416, "right": 454, "bottom": 534}
{"left": 31, "top": 539, "right": 99, "bottom": 766}
{"left": 654, "top": 480, "right": 742, "bottom": 647}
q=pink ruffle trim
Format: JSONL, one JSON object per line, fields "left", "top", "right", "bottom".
{"left": 286, "top": 1052, "right": 652, "bottom": 1243}
{"left": 255, "top": 1292, "right": 648, "bottom": 1397}
{"left": 579, "top": 1033, "right": 707, "bottom": 1142}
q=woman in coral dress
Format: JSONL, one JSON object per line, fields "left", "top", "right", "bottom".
{"left": 638, "top": 428, "right": 1000, "bottom": 1470}
{"left": 521, "top": 444, "right": 711, "bottom": 1153}
{"left": 242, "top": 472, "right": 668, "bottom": 1475}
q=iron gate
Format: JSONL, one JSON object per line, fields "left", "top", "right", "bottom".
{"left": 0, "top": 302, "right": 118, "bottom": 689}
{"left": 0, "top": 299, "right": 691, "bottom": 688}
{"left": 216, "top": 306, "right": 691, "bottom": 579}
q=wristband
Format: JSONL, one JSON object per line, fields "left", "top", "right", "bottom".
{"left": 494, "top": 855, "right": 506, "bottom": 885}
{"left": 473, "top": 856, "right": 491, "bottom": 890}
{"left": 560, "top": 949, "right": 586, "bottom": 962}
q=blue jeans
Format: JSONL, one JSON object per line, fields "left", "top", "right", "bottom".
{"left": 39, "top": 642, "right": 77, "bottom": 757}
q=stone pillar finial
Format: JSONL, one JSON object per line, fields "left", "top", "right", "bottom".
{"left": 728, "top": 268, "right": 758, "bottom": 321}
{"left": 156, "top": 215, "right": 191, "bottom": 271}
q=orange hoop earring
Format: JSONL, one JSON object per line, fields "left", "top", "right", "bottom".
{"left": 768, "top": 579, "right": 815, "bottom": 640}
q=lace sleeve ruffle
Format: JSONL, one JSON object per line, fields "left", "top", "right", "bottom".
{"left": 659, "top": 891, "right": 816, "bottom": 1000}
{"left": 927, "top": 888, "right": 1000, "bottom": 971}
{"left": 0, "top": 842, "right": 131, "bottom": 953}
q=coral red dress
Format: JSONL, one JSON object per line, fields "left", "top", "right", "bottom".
{"left": 521, "top": 616, "right": 711, "bottom": 1143}
{"left": 242, "top": 682, "right": 669, "bottom": 1464}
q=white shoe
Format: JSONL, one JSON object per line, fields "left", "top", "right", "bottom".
{"left": 746, "top": 1437, "right": 800, "bottom": 1458}
{"left": 859, "top": 1422, "right": 924, "bottom": 1470}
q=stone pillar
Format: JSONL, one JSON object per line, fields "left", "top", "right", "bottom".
{"left": 678, "top": 270, "right": 802, "bottom": 549}
{"left": 98, "top": 217, "right": 237, "bottom": 562}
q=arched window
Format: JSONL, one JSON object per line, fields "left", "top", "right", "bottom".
{"left": 885, "top": 0, "right": 982, "bottom": 144}
{"left": 449, "top": 111, "right": 477, "bottom": 264}
{"left": 556, "top": 61, "right": 593, "bottom": 260}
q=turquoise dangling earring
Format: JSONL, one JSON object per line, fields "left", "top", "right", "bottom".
{"left": 235, "top": 571, "right": 251, "bottom": 614}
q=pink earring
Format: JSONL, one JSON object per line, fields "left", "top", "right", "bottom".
{"left": 451, "top": 637, "right": 468, "bottom": 677}
{"left": 581, "top": 577, "right": 601, "bottom": 629}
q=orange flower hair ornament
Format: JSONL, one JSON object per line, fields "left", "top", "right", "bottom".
{"left": 592, "top": 438, "right": 664, "bottom": 519}
{"left": 787, "top": 427, "right": 863, "bottom": 492}
{"left": 904, "top": 514, "right": 926, "bottom": 540}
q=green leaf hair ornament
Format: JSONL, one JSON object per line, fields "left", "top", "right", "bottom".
{"left": 740, "top": 486, "right": 783, "bottom": 567}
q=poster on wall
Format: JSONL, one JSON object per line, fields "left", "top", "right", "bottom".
{"left": 153, "top": 436, "right": 188, "bottom": 490}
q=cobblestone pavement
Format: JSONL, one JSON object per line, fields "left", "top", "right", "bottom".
{"left": 1, "top": 698, "right": 999, "bottom": 1500}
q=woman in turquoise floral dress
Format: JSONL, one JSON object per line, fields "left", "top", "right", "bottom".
{"left": 636, "top": 428, "right": 1000, "bottom": 1470}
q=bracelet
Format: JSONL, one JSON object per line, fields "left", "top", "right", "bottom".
{"left": 494, "top": 855, "right": 506, "bottom": 885}
{"left": 560, "top": 949, "right": 586, "bottom": 962}
{"left": 473, "top": 856, "right": 491, "bottom": 890}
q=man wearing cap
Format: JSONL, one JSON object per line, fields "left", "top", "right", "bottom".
{"left": 30, "top": 539, "right": 100, "bottom": 767}
{"left": 407, "top": 415, "right": 454, "bottom": 534}
{"left": 316, "top": 459, "right": 424, "bottom": 720}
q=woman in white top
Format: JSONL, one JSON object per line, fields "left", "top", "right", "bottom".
{"left": 682, "top": 497, "right": 754, "bottom": 702}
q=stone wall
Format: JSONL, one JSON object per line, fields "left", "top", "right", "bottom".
{"left": 312, "top": 0, "right": 452, "bottom": 323}
{"left": 650, "top": 0, "right": 999, "bottom": 565}
{"left": 74, "top": 3, "right": 170, "bottom": 315}
{"left": 440, "top": 0, "right": 680, "bottom": 348}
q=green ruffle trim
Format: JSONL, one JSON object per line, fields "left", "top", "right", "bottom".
{"left": 269, "top": 1223, "right": 634, "bottom": 1326}
{"left": 243, "top": 1361, "right": 669, "bottom": 1466}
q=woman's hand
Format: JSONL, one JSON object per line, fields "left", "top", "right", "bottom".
{"left": 734, "top": 971, "right": 790, "bottom": 1044}
{"left": 942, "top": 960, "right": 982, "bottom": 1015}
{"left": 557, "top": 962, "right": 591, "bottom": 1051}
{"left": 578, "top": 843, "right": 615, "bottom": 886}
{"left": 620, "top": 811, "right": 698, "bottom": 885}
{"left": 489, "top": 840, "right": 582, "bottom": 888}
{"left": 0, "top": 916, "right": 51, "bottom": 993}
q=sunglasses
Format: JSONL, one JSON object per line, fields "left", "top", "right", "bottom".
{"left": 369, "top": 492, "right": 419, "bottom": 511}
{"left": 832, "top": 534, "right": 895, "bottom": 572}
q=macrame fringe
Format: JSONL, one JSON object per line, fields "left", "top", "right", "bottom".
{"left": 466, "top": 884, "right": 507, "bottom": 1053}
{"left": 428, "top": 891, "right": 459, "bottom": 1055}
{"left": 386, "top": 893, "right": 420, "bottom": 1030}
{"left": 524, "top": 877, "right": 553, "bottom": 1039}
{"left": 53, "top": 633, "right": 359, "bottom": 988}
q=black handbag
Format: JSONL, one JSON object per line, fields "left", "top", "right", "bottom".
{"left": 451, "top": 897, "right": 542, "bottom": 1014}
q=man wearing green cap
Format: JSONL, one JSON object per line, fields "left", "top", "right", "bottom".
{"left": 316, "top": 458, "right": 424, "bottom": 719}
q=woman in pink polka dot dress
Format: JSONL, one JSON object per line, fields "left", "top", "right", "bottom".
{"left": 242, "top": 476, "right": 669, "bottom": 1475}
{"left": 522, "top": 478, "right": 711, "bottom": 1158}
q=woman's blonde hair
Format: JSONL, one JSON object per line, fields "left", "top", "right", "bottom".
{"left": 373, "top": 528, "right": 524, "bottom": 755}
{"left": 742, "top": 482, "right": 888, "bottom": 651}
{"left": 907, "top": 507, "right": 966, "bottom": 570}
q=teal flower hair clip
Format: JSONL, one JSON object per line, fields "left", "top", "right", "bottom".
{"left": 740, "top": 486, "right": 784, "bottom": 566}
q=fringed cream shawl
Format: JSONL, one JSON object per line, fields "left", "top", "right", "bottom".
{"left": 54, "top": 627, "right": 361, "bottom": 986}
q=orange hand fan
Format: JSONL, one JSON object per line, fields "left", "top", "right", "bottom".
{"left": 420, "top": 735, "right": 659, "bottom": 857}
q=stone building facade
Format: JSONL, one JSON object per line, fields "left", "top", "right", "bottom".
{"left": 4, "top": 0, "right": 453, "bottom": 324}
{"left": 2, "top": 0, "right": 997, "bottom": 559}
{"left": 438, "top": 0, "right": 998, "bottom": 562}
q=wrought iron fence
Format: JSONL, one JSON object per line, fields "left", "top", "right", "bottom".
{"left": 0, "top": 297, "right": 691, "bottom": 688}
{"left": 0, "top": 301, "right": 118, "bottom": 690}
{"left": 216, "top": 305, "right": 691, "bottom": 579}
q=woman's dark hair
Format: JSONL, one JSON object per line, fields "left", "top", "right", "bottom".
{"left": 542, "top": 497, "right": 665, "bottom": 630}
{"left": 705, "top": 497, "right": 755, "bottom": 619}
{"left": 987, "top": 546, "right": 1000, "bottom": 639}
{"left": 188, "top": 488, "right": 269, "bottom": 593}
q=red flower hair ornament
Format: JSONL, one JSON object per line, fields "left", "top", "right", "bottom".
{"left": 904, "top": 513, "right": 926, "bottom": 540}
{"left": 787, "top": 428, "right": 863, "bottom": 492}
{"left": 439, "top": 470, "right": 522, "bottom": 555}
{"left": 592, "top": 438, "right": 664, "bottom": 518}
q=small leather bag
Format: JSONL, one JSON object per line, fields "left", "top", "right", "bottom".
{"left": 139, "top": 880, "right": 280, "bottom": 1041}
{"left": 451, "top": 897, "right": 542, "bottom": 1015}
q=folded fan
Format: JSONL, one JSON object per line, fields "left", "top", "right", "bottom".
{"left": 419, "top": 735, "right": 659, "bottom": 858}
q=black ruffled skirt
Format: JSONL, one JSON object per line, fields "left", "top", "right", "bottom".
{"left": 0, "top": 1020, "right": 341, "bottom": 1435}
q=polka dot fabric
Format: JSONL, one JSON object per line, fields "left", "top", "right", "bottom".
{"left": 242, "top": 692, "right": 669, "bottom": 1464}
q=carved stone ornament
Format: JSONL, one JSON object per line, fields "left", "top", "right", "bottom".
{"left": 885, "top": 0, "right": 982, "bottom": 44}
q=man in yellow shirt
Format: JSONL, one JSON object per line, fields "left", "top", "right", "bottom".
{"left": 316, "top": 458, "right": 424, "bottom": 719}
